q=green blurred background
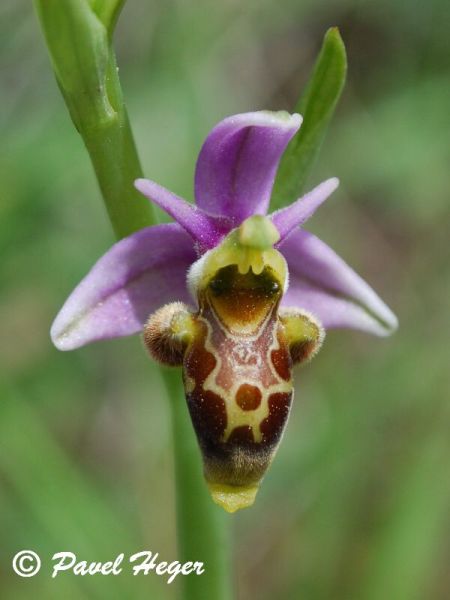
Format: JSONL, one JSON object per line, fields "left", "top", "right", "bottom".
{"left": 1, "top": 0, "right": 449, "bottom": 598}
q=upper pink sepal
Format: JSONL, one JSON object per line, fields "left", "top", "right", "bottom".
{"left": 194, "top": 111, "right": 302, "bottom": 222}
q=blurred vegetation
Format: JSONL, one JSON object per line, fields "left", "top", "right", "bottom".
{"left": 1, "top": 0, "right": 449, "bottom": 599}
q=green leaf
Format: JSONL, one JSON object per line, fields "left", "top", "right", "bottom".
{"left": 271, "top": 27, "right": 347, "bottom": 210}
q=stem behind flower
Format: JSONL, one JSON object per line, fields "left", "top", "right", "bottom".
{"left": 34, "top": 0, "right": 154, "bottom": 238}
{"left": 34, "top": 2, "right": 233, "bottom": 598}
{"left": 163, "top": 370, "right": 233, "bottom": 600}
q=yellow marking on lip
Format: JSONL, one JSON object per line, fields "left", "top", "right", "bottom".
{"left": 207, "top": 482, "right": 259, "bottom": 513}
{"left": 221, "top": 380, "right": 292, "bottom": 443}
{"left": 195, "top": 216, "right": 287, "bottom": 292}
{"left": 199, "top": 310, "right": 292, "bottom": 444}
{"left": 184, "top": 374, "right": 195, "bottom": 394}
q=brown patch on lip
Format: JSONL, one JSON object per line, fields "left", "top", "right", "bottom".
{"left": 235, "top": 384, "right": 262, "bottom": 411}
{"left": 290, "top": 339, "right": 319, "bottom": 364}
{"left": 184, "top": 318, "right": 227, "bottom": 442}
{"left": 260, "top": 391, "right": 292, "bottom": 444}
{"left": 183, "top": 319, "right": 216, "bottom": 384}
{"left": 227, "top": 425, "right": 255, "bottom": 444}
{"left": 187, "top": 389, "right": 227, "bottom": 441}
{"left": 206, "top": 265, "right": 281, "bottom": 331}
{"left": 202, "top": 440, "right": 272, "bottom": 487}
{"left": 271, "top": 328, "right": 292, "bottom": 382}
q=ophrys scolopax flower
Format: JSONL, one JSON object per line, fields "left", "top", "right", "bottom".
{"left": 51, "top": 111, "right": 397, "bottom": 512}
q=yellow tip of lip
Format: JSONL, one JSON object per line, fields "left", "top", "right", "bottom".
{"left": 207, "top": 482, "right": 259, "bottom": 513}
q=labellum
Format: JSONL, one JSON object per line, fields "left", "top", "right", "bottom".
{"left": 144, "top": 216, "right": 324, "bottom": 512}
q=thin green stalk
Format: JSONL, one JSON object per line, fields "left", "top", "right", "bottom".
{"left": 34, "top": 0, "right": 154, "bottom": 238}
{"left": 82, "top": 98, "right": 152, "bottom": 239}
{"left": 34, "top": 1, "right": 232, "bottom": 597}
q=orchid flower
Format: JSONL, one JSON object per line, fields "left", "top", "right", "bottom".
{"left": 51, "top": 111, "right": 397, "bottom": 512}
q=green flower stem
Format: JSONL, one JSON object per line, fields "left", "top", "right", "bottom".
{"left": 34, "top": 0, "right": 154, "bottom": 238}
{"left": 163, "top": 370, "right": 233, "bottom": 600}
{"left": 82, "top": 99, "right": 153, "bottom": 239}
{"left": 34, "top": 1, "right": 232, "bottom": 597}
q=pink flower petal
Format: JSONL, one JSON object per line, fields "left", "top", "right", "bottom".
{"left": 271, "top": 178, "right": 339, "bottom": 243}
{"left": 51, "top": 224, "right": 196, "bottom": 350}
{"left": 135, "top": 178, "right": 231, "bottom": 251}
{"left": 195, "top": 111, "right": 302, "bottom": 222}
{"left": 280, "top": 229, "right": 398, "bottom": 335}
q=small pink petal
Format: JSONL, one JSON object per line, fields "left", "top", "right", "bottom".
{"left": 135, "top": 178, "right": 231, "bottom": 251}
{"left": 271, "top": 178, "right": 339, "bottom": 243}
